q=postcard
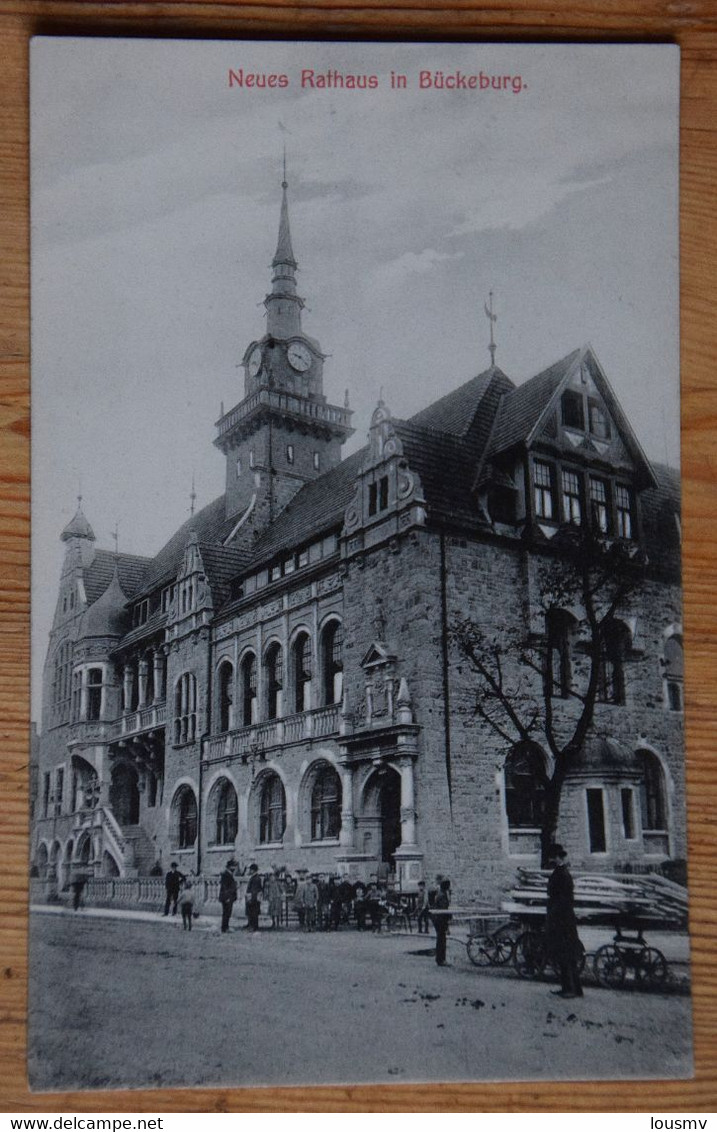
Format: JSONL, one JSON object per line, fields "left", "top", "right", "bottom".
{"left": 29, "top": 38, "right": 689, "bottom": 1089}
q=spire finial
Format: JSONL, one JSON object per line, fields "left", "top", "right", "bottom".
{"left": 112, "top": 522, "right": 119, "bottom": 557}
{"left": 484, "top": 290, "right": 498, "bottom": 366}
{"left": 279, "top": 121, "right": 288, "bottom": 189}
{"left": 190, "top": 472, "right": 197, "bottom": 518}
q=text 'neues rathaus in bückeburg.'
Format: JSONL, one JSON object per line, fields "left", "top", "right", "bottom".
{"left": 31, "top": 176, "right": 685, "bottom": 905}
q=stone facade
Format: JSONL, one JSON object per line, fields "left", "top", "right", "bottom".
{"left": 32, "top": 181, "right": 685, "bottom": 905}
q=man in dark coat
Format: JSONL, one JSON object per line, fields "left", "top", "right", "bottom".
{"left": 163, "top": 862, "right": 185, "bottom": 916}
{"left": 218, "top": 859, "right": 238, "bottom": 933}
{"left": 432, "top": 878, "right": 452, "bottom": 966}
{"left": 545, "top": 844, "right": 583, "bottom": 998}
{"left": 244, "top": 863, "right": 263, "bottom": 931}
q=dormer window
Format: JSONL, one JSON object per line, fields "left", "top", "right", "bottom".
{"left": 589, "top": 399, "right": 611, "bottom": 440}
{"left": 368, "top": 475, "right": 389, "bottom": 517}
{"left": 133, "top": 599, "right": 149, "bottom": 627}
{"left": 561, "top": 390, "right": 584, "bottom": 430}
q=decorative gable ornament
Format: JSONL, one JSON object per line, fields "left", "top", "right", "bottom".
{"left": 364, "top": 399, "right": 404, "bottom": 471}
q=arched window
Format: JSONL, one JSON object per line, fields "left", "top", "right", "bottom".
{"left": 310, "top": 765, "right": 342, "bottom": 841}
{"left": 264, "top": 643, "right": 283, "bottom": 720}
{"left": 546, "top": 610, "right": 576, "bottom": 698}
{"left": 598, "top": 620, "right": 630, "bottom": 705}
{"left": 321, "top": 620, "right": 343, "bottom": 706}
{"left": 214, "top": 778, "right": 238, "bottom": 845}
{"left": 172, "top": 785, "right": 198, "bottom": 848}
{"left": 639, "top": 750, "right": 667, "bottom": 833}
{"left": 663, "top": 635, "right": 684, "bottom": 712}
{"left": 241, "top": 652, "right": 257, "bottom": 726}
{"left": 217, "top": 660, "right": 234, "bottom": 732}
{"left": 259, "top": 774, "right": 286, "bottom": 843}
{"left": 293, "top": 632, "right": 312, "bottom": 713}
{"left": 174, "top": 673, "right": 197, "bottom": 745}
{"left": 504, "top": 744, "right": 546, "bottom": 829}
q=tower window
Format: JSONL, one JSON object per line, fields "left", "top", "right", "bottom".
{"left": 313, "top": 451, "right": 320, "bottom": 471}
{"left": 286, "top": 444, "right": 294, "bottom": 465}
{"left": 249, "top": 449, "right": 255, "bottom": 469}
{"left": 236, "top": 458, "right": 242, "bottom": 477}
{"left": 586, "top": 788, "right": 607, "bottom": 853}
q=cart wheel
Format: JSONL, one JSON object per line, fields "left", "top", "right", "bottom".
{"left": 637, "top": 946, "right": 668, "bottom": 988}
{"left": 467, "top": 934, "right": 495, "bottom": 967}
{"left": 593, "top": 943, "right": 626, "bottom": 988}
{"left": 491, "top": 924, "right": 516, "bottom": 966}
{"left": 514, "top": 930, "right": 547, "bottom": 978}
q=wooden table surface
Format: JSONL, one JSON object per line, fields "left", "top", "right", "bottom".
{"left": 1, "top": 0, "right": 715, "bottom": 1114}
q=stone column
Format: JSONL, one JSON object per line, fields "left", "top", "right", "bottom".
{"left": 138, "top": 658, "right": 148, "bottom": 708}
{"left": 153, "top": 651, "right": 164, "bottom": 704}
{"left": 123, "top": 666, "right": 134, "bottom": 714}
{"left": 339, "top": 765, "right": 354, "bottom": 848}
{"left": 398, "top": 757, "right": 417, "bottom": 847}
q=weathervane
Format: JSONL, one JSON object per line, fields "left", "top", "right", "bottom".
{"left": 111, "top": 523, "right": 119, "bottom": 556}
{"left": 484, "top": 290, "right": 498, "bottom": 366}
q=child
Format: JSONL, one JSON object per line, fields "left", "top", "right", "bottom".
{"left": 179, "top": 876, "right": 195, "bottom": 931}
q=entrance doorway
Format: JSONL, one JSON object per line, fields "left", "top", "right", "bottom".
{"left": 363, "top": 765, "right": 402, "bottom": 869}
{"left": 109, "top": 763, "right": 140, "bottom": 826}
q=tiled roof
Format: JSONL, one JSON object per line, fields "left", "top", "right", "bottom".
{"left": 248, "top": 447, "right": 367, "bottom": 567}
{"left": 393, "top": 420, "right": 478, "bottom": 523}
{"left": 409, "top": 367, "right": 512, "bottom": 437}
{"left": 117, "top": 609, "right": 168, "bottom": 651}
{"left": 134, "top": 494, "right": 239, "bottom": 597}
{"left": 84, "top": 549, "right": 151, "bottom": 606}
{"left": 200, "top": 544, "right": 251, "bottom": 607}
{"left": 488, "top": 348, "right": 582, "bottom": 456}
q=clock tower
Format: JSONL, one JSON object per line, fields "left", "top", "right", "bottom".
{"left": 216, "top": 175, "right": 354, "bottom": 533}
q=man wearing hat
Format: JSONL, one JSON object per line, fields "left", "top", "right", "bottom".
{"left": 545, "top": 844, "right": 583, "bottom": 998}
{"left": 218, "top": 859, "right": 238, "bottom": 933}
{"left": 244, "top": 863, "right": 263, "bottom": 932}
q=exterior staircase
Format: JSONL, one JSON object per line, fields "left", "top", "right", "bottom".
{"left": 121, "top": 823, "right": 157, "bottom": 876}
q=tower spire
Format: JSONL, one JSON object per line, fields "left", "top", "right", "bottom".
{"left": 265, "top": 149, "right": 304, "bottom": 338}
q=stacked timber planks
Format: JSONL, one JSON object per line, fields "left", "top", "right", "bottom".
{"left": 501, "top": 869, "right": 688, "bottom": 928}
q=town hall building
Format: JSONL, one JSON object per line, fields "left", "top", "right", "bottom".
{"left": 31, "top": 175, "right": 686, "bottom": 904}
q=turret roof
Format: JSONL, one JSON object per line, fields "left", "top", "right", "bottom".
{"left": 61, "top": 505, "right": 96, "bottom": 542}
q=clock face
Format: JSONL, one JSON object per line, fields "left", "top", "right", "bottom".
{"left": 287, "top": 341, "right": 312, "bottom": 372}
{"left": 247, "top": 346, "right": 263, "bottom": 378}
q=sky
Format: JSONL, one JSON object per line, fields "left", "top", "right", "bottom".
{"left": 30, "top": 39, "right": 680, "bottom": 720}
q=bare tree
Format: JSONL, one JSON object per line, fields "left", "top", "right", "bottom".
{"left": 452, "top": 526, "right": 645, "bottom": 867}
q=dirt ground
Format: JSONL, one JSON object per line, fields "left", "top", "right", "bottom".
{"left": 27, "top": 910, "right": 693, "bottom": 1092}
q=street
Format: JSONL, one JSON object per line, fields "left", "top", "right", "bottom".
{"left": 28, "top": 910, "right": 693, "bottom": 1092}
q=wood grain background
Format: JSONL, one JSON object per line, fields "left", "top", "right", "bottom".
{"left": 1, "top": 0, "right": 715, "bottom": 1113}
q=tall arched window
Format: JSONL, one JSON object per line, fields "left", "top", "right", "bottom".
{"left": 639, "top": 750, "right": 667, "bottom": 834}
{"left": 663, "top": 635, "right": 684, "bottom": 712}
{"left": 259, "top": 774, "right": 286, "bottom": 843}
{"left": 310, "top": 765, "right": 342, "bottom": 841}
{"left": 87, "top": 668, "right": 103, "bottom": 720}
{"left": 174, "top": 673, "right": 197, "bottom": 744}
{"left": 293, "top": 632, "right": 312, "bottom": 713}
{"left": 321, "top": 620, "right": 343, "bottom": 706}
{"left": 598, "top": 620, "right": 630, "bottom": 705}
{"left": 217, "top": 660, "right": 234, "bottom": 732}
{"left": 172, "top": 785, "right": 198, "bottom": 848}
{"left": 264, "top": 643, "right": 283, "bottom": 720}
{"left": 546, "top": 610, "right": 575, "bottom": 699}
{"left": 504, "top": 744, "right": 546, "bottom": 829}
{"left": 214, "top": 778, "right": 238, "bottom": 845}
{"left": 241, "top": 652, "right": 257, "bottom": 726}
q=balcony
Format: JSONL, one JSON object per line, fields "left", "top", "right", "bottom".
{"left": 109, "top": 701, "right": 167, "bottom": 741}
{"left": 205, "top": 703, "right": 340, "bottom": 761}
{"left": 66, "top": 720, "right": 114, "bottom": 748}
{"left": 215, "top": 389, "right": 353, "bottom": 447}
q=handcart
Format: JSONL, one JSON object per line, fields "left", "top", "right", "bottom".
{"left": 446, "top": 909, "right": 518, "bottom": 968}
{"left": 592, "top": 916, "right": 669, "bottom": 989}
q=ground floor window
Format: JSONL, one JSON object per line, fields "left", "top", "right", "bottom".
{"left": 259, "top": 774, "right": 286, "bottom": 844}
{"left": 586, "top": 788, "right": 607, "bottom": 853}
